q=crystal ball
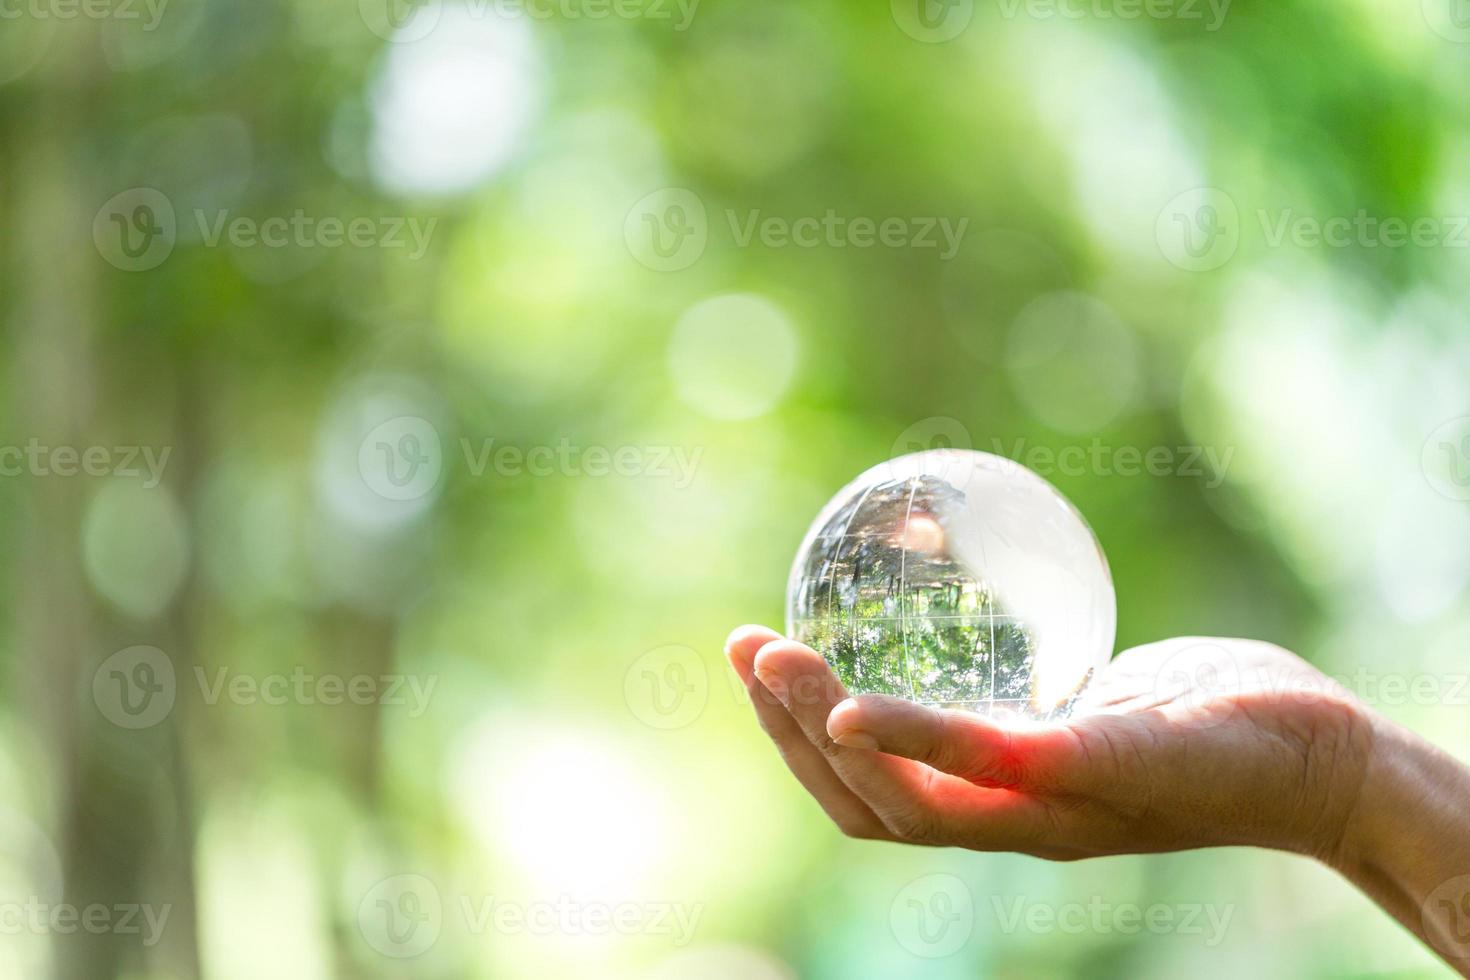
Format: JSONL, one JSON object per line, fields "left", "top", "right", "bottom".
{"left": 786, "top": 449, "right": 1115, "bottom": 718}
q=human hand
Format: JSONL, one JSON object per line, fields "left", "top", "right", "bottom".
{"left": 724, "top": 625, "right": 1374, "bottom": 862}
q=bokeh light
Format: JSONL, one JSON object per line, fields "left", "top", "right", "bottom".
{"left": 369, "top": 5, "right": 543, "bottom": 196}
{"left": 667, "top": 293, "right": 799, "bottom": 421}
{"left": 3, "top": 2, "right": 1469, "bottom": 978}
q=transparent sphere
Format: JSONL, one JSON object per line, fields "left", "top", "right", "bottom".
{"left": 786, "top": 450, "right": 1115, "bottom": 719}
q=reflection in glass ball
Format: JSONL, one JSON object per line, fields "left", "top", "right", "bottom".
{"left": 786, "top": 450, "right": 1115, "bottom": 718}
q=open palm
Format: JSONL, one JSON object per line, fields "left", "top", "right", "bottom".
{"left": 725, "top": 625, "right": 1374, "bottom": 862}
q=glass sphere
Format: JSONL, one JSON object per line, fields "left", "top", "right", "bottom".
{"left": 786, "top": 450, "right": 1115, "bottom": 718}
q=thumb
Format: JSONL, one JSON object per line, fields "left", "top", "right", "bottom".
{"left": 826, "top": 694, "right": 1093, "bottom": 794}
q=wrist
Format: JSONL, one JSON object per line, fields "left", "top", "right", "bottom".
{"left": 1329, "top": 711, "right": 1466, "bottom": 873}
{"left": 1328, "top": 709, "right": 1470, "bottom": 964}
{"left": 1330, "top": 712, "right": 1417, "bottom": 877}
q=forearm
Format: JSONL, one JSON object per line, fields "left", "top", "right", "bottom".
{"left": 1330, "top": 713, "right": 1470, "bottom": 976}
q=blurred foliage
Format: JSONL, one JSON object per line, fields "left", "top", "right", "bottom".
{"left": 1, "top": 0, "right": 1469, "bottom": 977}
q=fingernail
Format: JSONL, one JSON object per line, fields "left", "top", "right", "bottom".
{"left": 832, "top": 730, "right": 880, "bottom": 751}
{"left": 754, "top": 668, "right": 789, "bottom": 704}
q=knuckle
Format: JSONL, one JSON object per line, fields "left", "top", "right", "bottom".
{"left": 883, "top": 801, "right": 942, "bottom": 844}
{"left": 925, "top": 717, "right": 1022, "bottom": 788}
{"left": 950, "top": 756, "right": 1003, "bottom": 786}
{"left": 923, "top": 741, "right": 977, "bottom": 779}
{"left": 811, "top": 730, "right": 842, "bottom": 757}
{"left": 914, "top": 712, "right": 971, "bottom": 774}
{"left": 970, "top": 753, "right": 1026, "bottom": 789}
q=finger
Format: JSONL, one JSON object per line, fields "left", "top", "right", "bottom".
{"left": 819, "top": 687, "right": 1093, "bottom": 852}
{"left": 826, "top": 694, "right": 1087, "bottom": 793}
{"left": 751, "top": 638, "right": 1030, "bottom": 845}
{"left": 724, "top": 626, "right": 893, "bottom": 840}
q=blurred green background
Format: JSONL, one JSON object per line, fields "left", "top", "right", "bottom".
{"left": 3, "top": 0, "right": 1470, "bottom": 976}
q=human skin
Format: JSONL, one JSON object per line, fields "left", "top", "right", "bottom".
{"left": 724, "top": 624, "right": 1470, "bottom": 974}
